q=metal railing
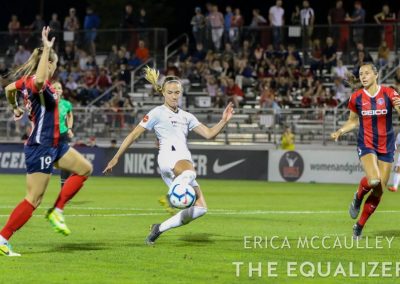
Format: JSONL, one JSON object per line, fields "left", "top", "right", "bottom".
{"left": 164, "top": 33, "right": 189, "bottom": 69}
{"left": 3, "top": 107, "right": 394, "bottom": 146}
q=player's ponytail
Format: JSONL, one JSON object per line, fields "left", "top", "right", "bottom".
{"left": 144, "top": 66, "right": 182, "bottom": 94}
{"left": 144, "top": 66, "right": 163, "bottom": 93}
{"left": 9, "top": 47, "right": 56, "bottom": 80}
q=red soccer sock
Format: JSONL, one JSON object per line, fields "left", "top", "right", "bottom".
{"left": 54, "top": 174, "right": 88, "bottom": 210}
{"left": 0, "top": 199, "right": 35, "bottom": 240}
{"left": 358, "top": 193, "right": 381, "bottom": 227}
{"left": 357, "top": 176, "right": 373, "bottom": 200}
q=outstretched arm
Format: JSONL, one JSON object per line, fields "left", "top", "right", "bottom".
{"left": 331, "top": 111, "right": 359, "bottom": 142}
{"left": 193, "top": 102, "right": 234, "bottom": 139}
{"left": 35, "top": 26, "right": 55, "bottom": 90}
{"left": 103, "top": 125, "right": 146, "bottom": 174}
{"left": 5, "top": 82, "right": 24, "bottom": 120}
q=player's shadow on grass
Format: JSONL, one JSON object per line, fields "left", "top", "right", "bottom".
{"left": 372, "top": 230, "right": 400, "bottom": 237}
{"left": 51, "top": 242, "right": 109, "bottom": 253}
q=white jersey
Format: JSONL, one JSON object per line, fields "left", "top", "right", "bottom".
{"left": 139, "top": 105, "right": 201, "bottom": 188}
{"left": 139, "top": 105, "right": 201, "bottom": 154}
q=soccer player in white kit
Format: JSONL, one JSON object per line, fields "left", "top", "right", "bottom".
{"left": 388, "top": 132, "right": 400, "bottom": 192}
{"left": 103, "top": 67, "right": 234, "bottom": 244}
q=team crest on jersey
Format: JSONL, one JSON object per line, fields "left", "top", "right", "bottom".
{"left": 377, "top": 98, "right": 384, "bottom": 105}
{"left": 142, "top": 115, "right": 149, "bottom": 122}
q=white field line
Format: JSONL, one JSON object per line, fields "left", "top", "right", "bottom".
{"left": 0, "top": 209, "right": 400, "bottom": 218}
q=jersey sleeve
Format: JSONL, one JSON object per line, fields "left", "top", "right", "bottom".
{"left": 187, "top": 112, "right": 201, "bottom": 131}
{"left": 347, "top": 92, "right": 357, "bottom": 113}
{"left": 14, "top": 76, "right": 39, "bottom": 93}
{"left": 139, "top": 108, "right": 159, "bottom": 131}
{"left": 66, "top": 101, "right": 72, "bottom": 113}
{"left": 387, "top": 86, "right": 400, "bottom": 107}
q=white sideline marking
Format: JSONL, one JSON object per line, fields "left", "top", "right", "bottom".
{"left": 0, "top": 210, "right": 400, "bottom": 218}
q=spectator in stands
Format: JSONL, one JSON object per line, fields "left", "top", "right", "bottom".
{"left": 177, "top": 43, "right": 190, "bottom": 63}
{"left": 374, "top": 4, "right": 396, "bottom": 48}
{"left": 224, "top": 6, "right": 233, "bottom": 44}
{"left": 104, "top": 45, "right": 119, "bottom": 69}
{"left": 291, "top": 5, "right": 300, "bottom": 26}
{"left": 345, "top": 1, "right": 365, "bottom": 46}
{"left": 110, "top": 139, "right": 118, "bottom": 148}
{"left": 354, "top": 42, "right": 373, "bottom": 63}
{"left": 220, "top": 60, "right": 234, "bottom": 79}
{"left": 374, "top": 4, "right": 396, "bottom": 24}
{"left": 352, "top": 50, "right": 366, "bottom": 77}
{"left": 191, "top": 43, "right": 207, "bottom": 63}
{"left": 332, "top": 59, "right": 348, "bottom": 80}
{"left": 117, "top": 64, "right": 130, "bottom": 85}
{"left": 206, "top": 75, "right": 224, "bottom": 108}
{"left": 65, "top": 74, "right": 79, "bottom": 93}
{"left": 87, "top": 136, "right": 98, "bottom": 147}
{"left": 377, "top": 40, "right": 390, "bottom": 69}
{"left": 96, "top": 67, "right": 112, "bottom": 92}
{"left": 281, "top": 126, "right": 295, "bottom": 150}
{"left": 327, "top": 0, "right": 346, "bottom": 45}
{"left": 138, "top": 8, "right": 149, "bottom": 41}
{"left": 221, "top": 42, "right": 234, "bottom": 62}
{"left": 322, "top": 36, "right": 337, "bottom": 74}
{"left": 300, "top": 0, "right": 314, "bottom": 48}
{"left": 325, "top": 92, "right": 338, "bottom": 108}
{"left": 222, "top": 77, "right": 244, "bottom": 108}
{"left": 13, "top": 45, "right": 31, "bottom": 66}
{"left": 49, "top": 13, "right": 61, "bottom": 51}
{"left": 230, "top": 8, "right": 244, "bottom": 49}
{"left": 8, "top": 14, "right": 20, "bottom": 44}
{"left": 120, "top": 3, "right": 137, "bottom": 50}
{"left": 249, "top": 9, "right": 267, "bottom": 46}
{"left": 309, "top": 38, "right": 323, "bottom": 75}
{"left": 84, "top": 6, "right": 100, "bottom": 56}
{"left": 64, "top": 7, "right": 80, "bottom": 43}
{"left": 300, "top": 91, "right": 312, "bottom": 108}
{"left": 61, "top": 44, "right": 77, "bottom": 66}
{"left": 269, "top": 0, "right": 285, "bottom": 48}
{"left": 259, "top": 82, "right": 277, "bottom": 109}
{"left": 135, "top": 40, "right": 150, "bottom": 63}
{"left": 285, "top": 44, "right": 302, "bottom": 69}
{"left": 191, "top": 7, "right": 206, "bottom": 46}
{"left": 208, "top": 4, "right": 224, "bottom": 51}
{"left": 332, "top": 77, "right": 347, "bottom": 104}
{"left": 27, "top": 14, "right": 45, "bottom": 46}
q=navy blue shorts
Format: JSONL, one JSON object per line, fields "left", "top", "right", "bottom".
{"left": 357, "top": 147, "right": 394, "bottom": 163}
{"left": 24, "top": 144, "right": 70, "bottom": 174}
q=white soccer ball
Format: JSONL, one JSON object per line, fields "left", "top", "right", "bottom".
{"left": 168, "top": 183, "right": 196, "bottom": 209}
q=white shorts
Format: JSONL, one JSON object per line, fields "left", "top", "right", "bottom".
{"left": 157, "top": 149, "right": 199, "bottom": 188}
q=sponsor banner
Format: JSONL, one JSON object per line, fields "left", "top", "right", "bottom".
{"left": 0, "top": 145, "right": 268, "bottom": 180}
{"left": 269, "top": 150, "right": 364, "bottom": 184}
{"left": 110, "top": 148, "right": 268, "bottom": 180}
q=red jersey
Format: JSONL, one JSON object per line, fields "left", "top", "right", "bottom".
{"left": 348, "top": 85, "right": 398, "bottom": 153}
{"left": 15, "top": 76, "right": 60, "bottom": 147}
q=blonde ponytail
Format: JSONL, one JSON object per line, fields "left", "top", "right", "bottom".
{"left": 9, "top": 47, "right": 56, "bottom": 80}
{"left": 144, "top": 66, "right": 163, "bottom": 93}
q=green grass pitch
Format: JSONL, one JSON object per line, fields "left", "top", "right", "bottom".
{"left": 1, "top": 174, "right": 400, "bottom": 283}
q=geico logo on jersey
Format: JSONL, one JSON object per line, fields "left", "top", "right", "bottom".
{"left": 361, "top": 109, "right": 388, "bottom": 116}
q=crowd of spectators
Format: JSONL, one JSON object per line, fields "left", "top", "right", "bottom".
{"left": 0, "top": 0, "right": 399, "bottom": 117}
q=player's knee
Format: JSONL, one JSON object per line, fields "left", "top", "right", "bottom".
{"left": 26, "top": 194, "right": 43, "bottom": 208}
{"left": 78, "top": 162, "right": 93, "bottom": 177}
{"left": 368, "top": 178, "right": 381, "bottom": 188}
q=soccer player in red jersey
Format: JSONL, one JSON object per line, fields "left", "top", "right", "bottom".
{"left": 0, "top": 27, "right": 93, "bottom": 256}
{"left": 331, "top": 63, "right": 400, "bottom": 239}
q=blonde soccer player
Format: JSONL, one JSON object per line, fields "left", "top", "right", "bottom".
{"left": 103, "top": 66, "right": 234, "bottom": 245}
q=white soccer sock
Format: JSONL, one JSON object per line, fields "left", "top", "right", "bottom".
{"left": 0, "top": 234, "right": 8, "bottom": 245}
{"left": 159, "top": 206, "right": 207, "bottom": 233}
{"left": 394, "top": 173, "right": 400, "bottom": 188}
{"left": 173, "top": 170, "right": 196, "bottom": 186}
{"left": 55, "top": 208, "right": 63, "bottom": 214}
